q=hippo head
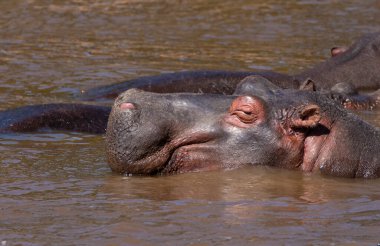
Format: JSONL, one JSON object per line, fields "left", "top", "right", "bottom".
{"left": 300, "top": 32, "right": 380, "bottom": 91}
{"left": 106, "top": 79, "right": 379, "bottom": 178}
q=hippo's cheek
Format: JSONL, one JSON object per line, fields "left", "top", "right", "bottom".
{"left": 162, "top": 145, "right": 222, "bottom": 174}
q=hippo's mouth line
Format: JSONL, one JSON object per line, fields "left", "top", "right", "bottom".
{"left": 163, "top": 144, "right": 198, "bottom": 174}
{"left": 160, "top": 134, "right": 217, "bottom": 174}
{"left": 126, "top": 132, "right": 216, "bottom": 175}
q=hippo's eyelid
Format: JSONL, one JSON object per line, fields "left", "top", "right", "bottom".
{"left": 231, "top": 110, "right": 257, "bottom": 124}
{"left": 236, "top": 105, "right": 254, "bottom": 114}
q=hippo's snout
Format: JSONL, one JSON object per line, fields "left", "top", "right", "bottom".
{"left": 106, "top": 90, "right": 172, "bottom": 174}
{"left": 105, "top": 90, "right": 232, "bottom": 175}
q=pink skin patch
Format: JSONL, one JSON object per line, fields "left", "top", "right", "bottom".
{"left": 119, "top": 102, "right": 135, "bottom": 110}
{"left": 331, "top": 46, "right": 347, "bottom": 57}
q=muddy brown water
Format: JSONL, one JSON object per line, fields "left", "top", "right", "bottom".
{"left": 1, "top": 1, "right": 380, "bottom": 245}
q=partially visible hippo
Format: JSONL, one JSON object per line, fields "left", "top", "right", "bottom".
{"left": 81, "top": 70, "right": 295, "bottom": 100}
{"left": 297, "top": 32, "right": 380, "bottom": 91}
{"left": 0, "top": 104, "right": 110, "bottom": 133}
{"left": 106, "top": 77, "right": 380, "bottom": 178}
{"left": 83, "top": 32, "right": 380, "bottom": 101}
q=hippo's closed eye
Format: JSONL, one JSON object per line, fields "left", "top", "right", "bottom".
{"left": 225, "top": 96, "right": 265, "bottom": 128}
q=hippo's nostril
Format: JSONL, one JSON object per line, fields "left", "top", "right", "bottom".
{"left": 119, "top": 102, "right": 135, "bottom": 110}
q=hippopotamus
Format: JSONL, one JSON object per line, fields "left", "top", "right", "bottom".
{"left": 0, "top": 76, "right": 379, "bottom": 178}
{"left": 106, "top": 76, "right": 380, "bottom": 178}
{"left": 82, "top": 32, "right": 380, "bottom": 102}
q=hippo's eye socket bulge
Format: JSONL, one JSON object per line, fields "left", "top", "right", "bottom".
{"left": 228, "top": 96, "right": 265, "bottom": 125}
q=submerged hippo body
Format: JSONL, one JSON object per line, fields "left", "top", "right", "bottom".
{"left": 83, "top": 32, "right": 380, "bottom": 101}
{"left": 81, "top": 70, "right": 296, "bottom": 100}
{"left": 106, "top": 79, "right": 380, "bottom": 178}
{"left": 0, "top": 104, "right": 110, "bottom": 134}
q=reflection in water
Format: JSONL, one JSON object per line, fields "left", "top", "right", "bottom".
{"left": 0, "top": 0, "right": 380, "bottom": 245}
{"left": 97, "top": 169, "right": 380, "bottom": 244}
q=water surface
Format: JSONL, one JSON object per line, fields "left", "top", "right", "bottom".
{"left": 1, "top": 1, "right": 380, "bottom": 245}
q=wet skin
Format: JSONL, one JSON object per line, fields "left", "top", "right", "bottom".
{"left": 82, "top": 32, "right": 380, "bottom": 101}
{"left": 106, "top": 78, "right": 380, "bottom": 178}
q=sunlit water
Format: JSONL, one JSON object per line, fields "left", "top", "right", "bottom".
{"left": 1, "top": 1, "right": 379, "bottom": 245}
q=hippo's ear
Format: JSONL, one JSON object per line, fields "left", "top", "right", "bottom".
{"left": 290, "top": 104, "right": 321, "bottom": 129}
{"left": 331, "top": 46, "right": 348, "bottom": 57}
{"left": 299, "top": 78, "right": 316, "bottom": 91}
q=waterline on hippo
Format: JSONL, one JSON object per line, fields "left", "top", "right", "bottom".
{"left": 106, "top": 87, "right": 380, "bottom": 178}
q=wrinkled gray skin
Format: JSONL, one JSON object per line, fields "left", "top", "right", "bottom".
{"left": 106, "top": 76, "right": 380, "bottom": 178}
{"left": 83, "top": 32, "right": 380, "bottom": 100}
